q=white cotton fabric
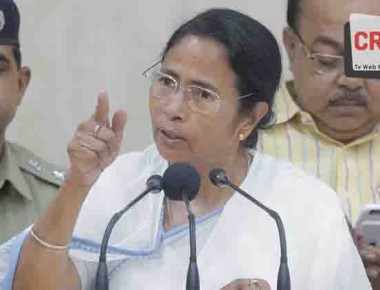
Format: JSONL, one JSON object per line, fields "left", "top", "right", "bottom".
{"left": 68, "top": 144, "right": 372, "bottom": 289}
{"left": 0, "top": 144, "right": 372, "bottom": 290}
{"left": 72, "top": 207, "right": 222, "bottom": 289}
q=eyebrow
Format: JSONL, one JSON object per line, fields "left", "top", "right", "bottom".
{"left": 160, "top": 67, "right": 219, "bottom": 93}
{"left": 311, "top": 35, "right": 344, "bottom": 53}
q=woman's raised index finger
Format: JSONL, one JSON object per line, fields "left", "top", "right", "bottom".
{"left": 93, "top": 90, "right": 110, "bottom": 126}
{"left": 112, "top": 109, "right": 128, "bottom": 143}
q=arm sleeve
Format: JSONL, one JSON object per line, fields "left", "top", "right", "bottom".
{"left": 0, "top": 229, "right": 31, "bottom": 290}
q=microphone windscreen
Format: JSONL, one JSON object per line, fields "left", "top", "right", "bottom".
{"left": 163, "top": 162, "right": 201, "bottom": 201}
{"left": 209, "top": 168, "right": 230, "bottom": 187}
{"left": 146, "top": 175, "right": 164, "bottom": 193}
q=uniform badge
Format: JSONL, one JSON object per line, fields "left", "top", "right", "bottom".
{"left": 28, "top": 159, "right": 42, "bottom": 171}
{"left": 52, "top": 170, "right": 66, "bottom": 181}
{"left": 0, "top": 11, "right": 5, "bottom": 32}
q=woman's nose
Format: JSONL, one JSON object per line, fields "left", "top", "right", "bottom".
{"left": 161, "top": 88, "right": 189, "bottom": 121}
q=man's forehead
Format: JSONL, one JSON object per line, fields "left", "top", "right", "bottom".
{"left": 299, "top": 0, "right": 380, "bottom": 44}
{"left": 301, "top": 0, "right": 380, "bottom": 26}
{"left": 0, "top": 45, "right": 15, "bottom": 64}
{"left": 301, "top": 0, "right": 349, "bottom": 31}
{"left": 348, "top": 0, "right": 380, "bottom": 16}
{"left": 0, "top": 45, "right": 13, "bottom": 54}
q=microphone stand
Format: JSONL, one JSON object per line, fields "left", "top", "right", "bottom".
{"left": 226, "top": 181, "right": 291, "bottom": 290}
{"left": 182, "top": 193, "right": 200, "bottom": 290}
{"left": 95, "top": 186, "right": 159, "bottom": 290}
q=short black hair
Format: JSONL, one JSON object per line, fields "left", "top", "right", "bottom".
{"left": 12, "top": 46, "right": 21, "bottom": 68}
{"left": 161, "top": 8, "right": 282, "bottom": 148}
{"left": 287, "top": 0, "right": 303, "bottom": 32}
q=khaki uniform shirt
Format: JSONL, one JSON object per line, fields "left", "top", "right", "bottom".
{"left": 0, "top": 142, "right": 65, "bottom": 243}
{"left": 259, "top": 81, "right": 380, "bottom": 223}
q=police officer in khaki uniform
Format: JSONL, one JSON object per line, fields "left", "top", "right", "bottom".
{"left": 0, "top": 0, "right": 65, "bottom": 243}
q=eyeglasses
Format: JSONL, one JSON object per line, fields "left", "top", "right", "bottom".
{"left": 292, "top": 29, "right": 344, "bottom": 75}
{"left": 142, "top": 62, "right": 254, "bottom": 116}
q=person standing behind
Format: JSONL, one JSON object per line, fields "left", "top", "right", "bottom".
{"left": 259, "top": 0, "right": 380, "bottom": 288}
{"left": 0, "top": 0, "right": 65, "bottom": 243}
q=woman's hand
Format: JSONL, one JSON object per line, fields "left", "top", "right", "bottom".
{"left": 14, "top": 90, "right": 127, "bottom": 290}
{"left": 66, "top": 90, "right": 128, "bottom": 193}
{"left": 221, "top": 278, "right": 271, "bottom": 290}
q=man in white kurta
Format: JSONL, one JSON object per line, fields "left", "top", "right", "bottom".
{"left": 0, "top": 145, "right": 372, "bottom": 289}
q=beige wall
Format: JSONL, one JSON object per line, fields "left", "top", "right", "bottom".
{"left": 8, "top": 0, "right": 289, "bottom": 166}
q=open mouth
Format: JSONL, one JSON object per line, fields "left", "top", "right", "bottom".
{"left": 160, "top": 129, "right": 185, "bottom": 142}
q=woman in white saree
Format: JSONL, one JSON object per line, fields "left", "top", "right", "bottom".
{"left": 0, "top": 8, "right": 372, "bottom": 290}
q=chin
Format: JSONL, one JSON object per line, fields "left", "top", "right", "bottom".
{"left": 155, "top": 141, "right": 189, "bottom": 164}
{"left": 328, "top": 120, "right": 372, "bottom": 136}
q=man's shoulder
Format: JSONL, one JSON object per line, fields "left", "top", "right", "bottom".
{"left": 257, "top": 152, "right": 336, "bottom": 198}
{"left": 252, "top": 153, "right": 342, "bottom": 230}
{"left": 9, "top": 142, "right": 66, "bottom": 187}
{"left": 271, "top": 80, "right": 301, "bottom": 125}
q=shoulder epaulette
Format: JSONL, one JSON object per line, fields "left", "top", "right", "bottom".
{"left": 10, "top": 142, "right": 67, "bottom": 187}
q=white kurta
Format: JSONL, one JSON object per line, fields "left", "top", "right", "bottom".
{"left": 0, "top": 144, "right": 372, "bottom": 290}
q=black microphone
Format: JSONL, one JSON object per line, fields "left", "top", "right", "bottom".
{"left": 95, "top": 175, "right": 164, "bottom": 290}
{"left": 163, "top": 162, "right": 201, "bottom": 290}
{"left": 209, "top": 168, "right": 291, "bottom": 290}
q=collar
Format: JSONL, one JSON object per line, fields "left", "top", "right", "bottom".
{"left": 273, "top": 80, "right": 320, "bottom": 126}
{"left": 273, "top": 80, "right": 301, "bottom": 125}
{"left": 273, "top": 80, "right": 380, "bottom": 147}
{"left": 0, "top": 142, "right": 33, "bottom": 200}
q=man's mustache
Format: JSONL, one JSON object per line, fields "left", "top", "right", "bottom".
{"left": 328, "top": 91, "right": 367, "bottom": 107}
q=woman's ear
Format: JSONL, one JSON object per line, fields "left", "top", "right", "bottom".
{"left": 238, "top": 102, "right": 268, "bottom": 139}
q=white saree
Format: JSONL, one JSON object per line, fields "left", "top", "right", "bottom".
{"left": 0, "top": 144, "right": 372, "bottom": 290}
